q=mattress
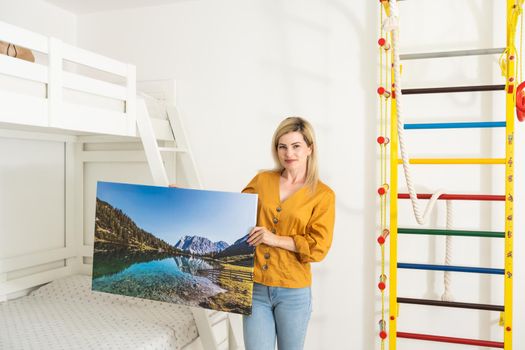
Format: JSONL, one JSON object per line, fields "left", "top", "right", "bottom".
{"left": 0, "top": 275, "right": 199, "bottom": 350}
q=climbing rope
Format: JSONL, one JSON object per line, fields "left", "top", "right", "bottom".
{"left": 442, "top": 201, "right": 454, "bottom": 301}
{"left": 381, "top": 0, "right": 455, "bottom": 300}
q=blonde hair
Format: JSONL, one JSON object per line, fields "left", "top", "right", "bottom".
{"left": 271, "top": 117, "right": 319, "bottom": 193}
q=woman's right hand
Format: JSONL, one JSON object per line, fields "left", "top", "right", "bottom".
{"left": 247, "top": 227, "right": 279, "bottom": 247}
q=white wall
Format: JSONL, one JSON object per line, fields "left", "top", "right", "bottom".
{"left": 0, "top": 0, "right": 76, "bottom": 44}
{"left": 0, "top": 137, "right": 66, "bottom": 259}
{"left": 77, "top": 1, "right": 372, "bottom": 348}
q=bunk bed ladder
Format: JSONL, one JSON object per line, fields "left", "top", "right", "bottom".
{"left": 135, "top": 101, "right": 240, "bottom": 350}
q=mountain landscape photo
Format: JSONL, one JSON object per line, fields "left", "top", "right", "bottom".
{"left": 91, "top": 182, "right": 257, "bottom": 315}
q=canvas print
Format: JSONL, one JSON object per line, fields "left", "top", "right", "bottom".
{"left": 91, "top": 181, "right": 257, "bottom": 315}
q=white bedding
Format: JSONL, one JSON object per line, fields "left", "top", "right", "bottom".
{"left": 0, "top": 275, "right": 198, "bottom": 350}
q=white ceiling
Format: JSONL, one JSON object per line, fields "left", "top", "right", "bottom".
{"left": 44, "top": 0, "right": 191, "bottom": 14}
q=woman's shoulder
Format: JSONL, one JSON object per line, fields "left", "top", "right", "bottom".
{"left": 243, "top": 170, "right": 278, "bottom": 193}
{"left": 257, "top": 170, "right": 279, "bottom": 179}
{"left": 315, "top": 180, "right": 335, "bottom": 199}
{"left": 247, "top": 169, "right": 279, "bottom": 183}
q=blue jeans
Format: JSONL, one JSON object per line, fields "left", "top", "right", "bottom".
{"left": 243, "top": 283, "right": 312, "bottom": 350}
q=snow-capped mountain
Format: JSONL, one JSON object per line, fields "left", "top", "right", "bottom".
{"left": 215, "top": 233, "right": 254, "bottom": 258}
{"left": 174, "top": 235, "right": 230, "bottom": 255}
{"left": 215, "top": 241, "right": 229, "bottom": 251}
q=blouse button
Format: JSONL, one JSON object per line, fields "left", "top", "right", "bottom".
{"left": 276, "top": 206, "right": 282, "bottom": 212}
{"left": 273, "top": 218, "right": 278, "bottom": 224}
{"left": 264, "top": 252, "right": 270, "bottom": 259}
{"left": 262, "top": 264, "right": 269, "bottom": 271}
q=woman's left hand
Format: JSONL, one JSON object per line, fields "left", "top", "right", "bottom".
{"left": 247, "top": 227, "right": 279, "bottom": 247}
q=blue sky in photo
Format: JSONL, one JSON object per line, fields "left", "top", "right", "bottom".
{"left": 96, "top": 181, "right": 257, "bottom": 245}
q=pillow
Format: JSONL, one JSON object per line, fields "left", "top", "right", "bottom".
{"left": 0, "top": 41, "right": 35, "bottom": 62}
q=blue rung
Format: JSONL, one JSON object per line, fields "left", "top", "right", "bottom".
{"left": 404, "top": 121, "right": 506, "bottom": 130}
{"left": 398, "top": 263, "right": 504, "bottom": 275}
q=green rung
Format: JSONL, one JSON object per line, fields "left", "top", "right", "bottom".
{"left": 398, "top": 228, "right": 505, "bottom": 238}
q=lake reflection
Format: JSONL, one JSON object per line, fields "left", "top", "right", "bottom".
{"left": 92, "top": 255, "right": 226, "bottom": 306}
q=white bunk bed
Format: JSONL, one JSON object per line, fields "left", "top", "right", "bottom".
{"left": 0, "top": 20, "right": 240, "bottom": 350}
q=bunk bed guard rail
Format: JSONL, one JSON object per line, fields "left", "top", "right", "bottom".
{"left": 0, "top": 20, "right": 136, "bottom": 137}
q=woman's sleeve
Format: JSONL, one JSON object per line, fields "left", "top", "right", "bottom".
{"left": 242, "top": 173, "right": 259, "bottom": 194}
{"left": 292, "top": 190, "right": 335, "bottom": 263}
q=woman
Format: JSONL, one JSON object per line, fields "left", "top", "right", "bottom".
{"left": 242, "top": 117, "right": 335, "bottom": 350}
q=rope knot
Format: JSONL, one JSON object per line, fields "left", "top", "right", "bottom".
{"left": 382, "top": 16, "right": 399, "bottom": 32}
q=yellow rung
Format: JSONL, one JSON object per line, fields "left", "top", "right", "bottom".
{"left": 397, "top": 158, "right": 506, "bottom": 165}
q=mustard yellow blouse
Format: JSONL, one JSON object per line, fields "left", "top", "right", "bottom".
{"left": 242, "top": 170, "right": 335, "bottom": 288}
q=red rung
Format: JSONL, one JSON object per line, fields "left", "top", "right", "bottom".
{"left": 397, "top": 332, "right": 504, "bottom": 348}
{"left": 398, "top": 193, "right": 505, "bottom": 201}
